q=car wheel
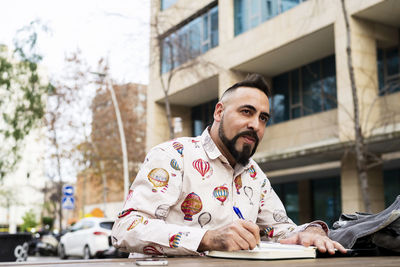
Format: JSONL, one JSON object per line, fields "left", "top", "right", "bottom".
{"left": 58, "top": 244, "right": 68, "bottom": 260}
{"left": 83, "top": 245, "right": 92, "bottom": 260}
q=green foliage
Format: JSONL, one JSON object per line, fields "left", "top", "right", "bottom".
{"left": 0, "top": 20, "right": 53, "bottom": 180}
{"left": 42, "top": 216, "right": 54, "bottom": 229}
{"left": 20, "top": 209, "right": 38, "bottom": 232}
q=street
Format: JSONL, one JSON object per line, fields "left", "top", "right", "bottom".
{"left": 27, "top": 255, "right": 80, "bottom": 262}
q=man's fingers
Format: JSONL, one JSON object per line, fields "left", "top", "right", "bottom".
{"left": 240, "top": 220, "right": 261, "bottom": 245}
{"left": 233, "top": 221, "right": 258, "bottom": 250}
{"left": 314, "top": 238, "right": 326, "bottom": 253}
{"left": 324, "top": 239, "right": 336, "bottom": 254}
{"left": 333, "top": 241, "right": 347, "bottom": 254}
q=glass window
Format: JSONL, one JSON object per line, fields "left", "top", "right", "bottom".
{"left": 161, "top": 0, "right": 178, "bottom": 10}
{"left": 270, "top": 55, "right": 337, "bottom": 124}
{"left": 234, "top": 0, "right": 306, "bottom": 36}
{"left": 273, "top": 182, "right": 299, "bottom": 224}
{"left": 311, "top": 177, "right": 341, "bottom": 227}
{"left": 272, "top": 72, "right": 290, "bottom": 123}
{"left": 71, "top": 221, "right": 83, "bottom": 232}
{"left": 281, "top": 0, "right": 302, "bottom": 12}
{"left": 383, "top": 169, "right": 400, "bottom": 207}
{"left": 191, "top": 99, "right": 218, "bottom": 136}
{"left": 321, "top": 55, "right": 337, "bottom": 110}
{"left": 100, "top": 221, "right": 114, "bottom": 230}
{"left": 386, "top": 47, "right": 399, "bottom": 77}
{"left": 377, "top": 47, "right": 400, "bottom": 95}
{"left": 302, "top": 61, "right": 322, "bottom": 116}
{"left": 377, "top": 48, "right": 385, "bottom": 90}
{"left": 161, "top": 5, "right": 218, "bottom": 73}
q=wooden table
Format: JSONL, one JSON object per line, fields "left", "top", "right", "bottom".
{"left": 1, "top": 256, "right": 400, "bottom": 267}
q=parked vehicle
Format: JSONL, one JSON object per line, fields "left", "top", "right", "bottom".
{"left": 58, "top": 217, "right": 115, "bottom": 259}
{"left": 36, "top": 233, "right": 59, "bottom": 256}
{"left": 28, "top": 231, "right": 58, "bottom": 256}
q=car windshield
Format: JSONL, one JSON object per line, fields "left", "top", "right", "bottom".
{"left": 100, "top": 221, "right": 114, "bottom": 230}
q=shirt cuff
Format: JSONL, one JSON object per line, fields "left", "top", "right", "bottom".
{"left": 179, "top": 226, "right": 208, "bottom": 253}
{"left": 299, "top": 220, "right": 329, "bottom": 235}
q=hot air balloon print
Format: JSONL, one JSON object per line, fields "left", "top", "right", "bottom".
{"left": 192, "top": 159, "right": 212, "bottom": 179}
{"left": 248, "top": 165, "right": 257, "bottom": 179}
{"left": 192, "top": 139, "right": 200, "bottom": 148}
{"left": 169, "top": 232, "right": 183, "bottom": 248}
{"left": 261, "top": 178, "right": 267, "bottom": 188}
{"left": 244, "top": 186, "right": 254, "bottom": 205}
{"left": 234, "top": 175, "right": 242, "bottom": 194}
{"left": 127, "top": 215, "right": 148, "bottom": 231}
{"left": 172, "top": 142, "right": 184, "bottom": 157}
{"left": 170, "top": 159, "right": 181, "bottom": 171}
{"left": 213, "top": 185, "right": 229, "bottom": 205}
{"left": 155, "top": 204, "right": 170, "bottom": 220}
{"left": 181, "top": 192, "right": 203, "bottom": 221}
{"left": 198, "top": 212, "right": 211, "bottom": 228}
{"left": 262, "top": 226, "right": 274, "bottom": 238}
{"left": 123, "top": 189, "right": 133, "bottom": 206}
{"left": 260, "top": 193, "right": 265, "bottom": 207}
{"left": 143, "top": 245, "right": 163, "bottom": 255}
{"left": 147, "top": 168, "right": 169, "bottom": 192}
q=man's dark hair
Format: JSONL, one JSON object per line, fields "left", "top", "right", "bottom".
{"left": 221, "top": 73, "right": 271, "bottom": 99}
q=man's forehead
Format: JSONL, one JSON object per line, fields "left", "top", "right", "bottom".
{"left": 223, "top": 87, "right": 269, "bottom": 107}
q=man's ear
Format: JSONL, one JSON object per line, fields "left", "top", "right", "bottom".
{"left": 214, "top": 102, "right": 224, "bottom": 122}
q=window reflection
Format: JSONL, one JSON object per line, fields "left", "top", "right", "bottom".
{"left": 271, "top": 55, "right": 337, "bottom": 124}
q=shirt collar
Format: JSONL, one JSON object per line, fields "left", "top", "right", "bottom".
{"left": 200, "top": 128, "right": 222, "bottom": 161}
{"left": 200, "top": 128, "right": 254, "bottom": 171}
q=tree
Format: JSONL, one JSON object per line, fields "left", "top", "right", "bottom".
{"left": 340, "top": 0, "right": 370, "bottom": 212}
{"left": 20, "top": 209, "right": 38, "bottom": 232}
{"left": 43, "top": 49, "right": 96, "bottom": 231}
{"left": 0, "top": 20, "right": 53, "bottom": 180}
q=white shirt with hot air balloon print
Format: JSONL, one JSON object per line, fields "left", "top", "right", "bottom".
{"left": 111, "top": 129, "right": 325, "bottom": 256}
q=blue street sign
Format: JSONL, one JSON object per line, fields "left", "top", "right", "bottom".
{"left": 62, "top": 196, "right": 75, "bottom": 210}
{"left": 63, "top": 185, "right": 74, "bottom": 196}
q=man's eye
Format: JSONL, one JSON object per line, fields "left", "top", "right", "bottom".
{"left": 242, "top": 109, "right": 250, "bottom": 114}
{"left": 260, "top": 116, "right": 268, "bottom": 123}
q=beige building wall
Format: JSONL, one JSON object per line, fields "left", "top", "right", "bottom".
{"left": 148, "top": 0, "right": 400, "bottom": 216}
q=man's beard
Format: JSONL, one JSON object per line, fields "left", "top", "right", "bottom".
{"left": 218, "top": 117, "right": 259, "bottom": 166}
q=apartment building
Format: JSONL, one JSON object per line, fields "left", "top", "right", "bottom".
{"left": 148, "top": 0, "right": 400, "bottom": 225}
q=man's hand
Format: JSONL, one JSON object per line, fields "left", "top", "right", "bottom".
{"left": 280, "top": 226, "right": 347, "bottom": 254}
{"left": 197, "top": 220, "right": 260, "bottom": 252}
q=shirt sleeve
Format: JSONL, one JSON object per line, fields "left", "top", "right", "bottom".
{"left": 111, "top": 146, "right": 207, "bottom": 256}
{"left": 256, "top": 175, "right": 329, "bottom": 241}
{"left": 256, "top": 176, "right": 298, "bottom": 241}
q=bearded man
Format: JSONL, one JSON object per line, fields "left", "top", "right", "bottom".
{"left": 111, "top": 74, "right": 346, "bottom": 256}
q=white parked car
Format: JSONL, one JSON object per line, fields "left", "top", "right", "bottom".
{"left": 58, "top": 217, "right": 114, "bottom": 259}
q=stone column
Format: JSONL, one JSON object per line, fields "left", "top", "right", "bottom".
{"left": 218, "top": 0, "right": 235, "bottom": 46}
{"left": 298, "top": 180, "right": 312, "bottom": 224}
{"left": 340, "top": 153, "right": 384, "bottom": 213}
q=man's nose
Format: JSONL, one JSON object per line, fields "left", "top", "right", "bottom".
{"left": 247, "top": 116, "right": 261, "bottom": 132}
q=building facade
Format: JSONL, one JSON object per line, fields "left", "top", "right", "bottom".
{"left": 148, "top": 0, "right": 400, "bottom": 226}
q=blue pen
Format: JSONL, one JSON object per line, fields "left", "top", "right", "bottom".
{"left": 233, "top": 206, "right": 245, "bottom": 220}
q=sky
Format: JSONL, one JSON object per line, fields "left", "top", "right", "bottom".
{"left": 0, "top": 0, "right": 150, "bottom": 84}
{"left": 0, "top": 0, "right": 151, "bottom": 182}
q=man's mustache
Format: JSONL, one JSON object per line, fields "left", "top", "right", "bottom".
{"left": 235, "top": 130, "right": 259, "bottom": 143}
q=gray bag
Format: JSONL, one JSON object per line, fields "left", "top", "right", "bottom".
{"left": 329, "top": 195, "right": 400, "bottom": 254}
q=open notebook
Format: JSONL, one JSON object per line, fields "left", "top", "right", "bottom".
{"left": 207, "top": 242, "right": 317, "bottom": 260}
